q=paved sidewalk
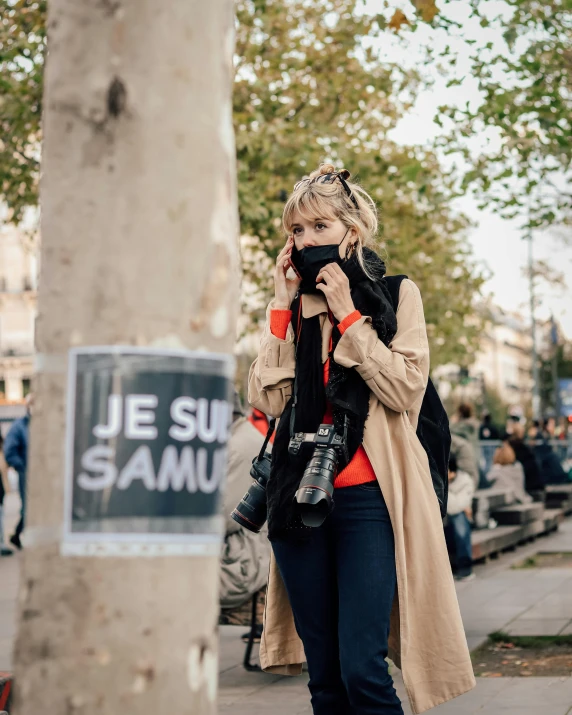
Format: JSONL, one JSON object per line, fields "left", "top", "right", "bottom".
{"left": 2, "top": 491, "right": 572, "bottom": 713}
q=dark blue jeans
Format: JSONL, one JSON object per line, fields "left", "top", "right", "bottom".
{"left": 444, "top": 512, "right": 472, "bottom": 577}
{"left": 272, "top": 482, "right": 404, "bottom": 715}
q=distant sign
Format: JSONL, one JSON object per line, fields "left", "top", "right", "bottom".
{"left": 558, "top": 379, "right": 572, "bottom": 418}
{"left": 63, "top": 347, "right": 234, "bottom": 556}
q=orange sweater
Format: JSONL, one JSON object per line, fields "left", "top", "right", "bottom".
{"left": 270, "top": 308, "right": 377, "bottom": 489}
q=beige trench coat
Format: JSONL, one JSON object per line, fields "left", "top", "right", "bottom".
{"left": 248, "top": 279, "right": 476, "bottom": 714}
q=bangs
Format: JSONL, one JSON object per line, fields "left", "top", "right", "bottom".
{"left": 282, "top": 188, "right": 339, "bottom": 232}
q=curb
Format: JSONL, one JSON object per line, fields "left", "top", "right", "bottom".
{"left": 0, "top": 672, "right": 12, "bottom": 713}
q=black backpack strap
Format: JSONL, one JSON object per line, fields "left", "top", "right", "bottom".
{"left": 383, "top": 274, "right": 408, "bottom": 313}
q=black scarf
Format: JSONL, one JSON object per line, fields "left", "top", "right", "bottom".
{"left": 267, "top": 248, "right": 398, "bottom": 541}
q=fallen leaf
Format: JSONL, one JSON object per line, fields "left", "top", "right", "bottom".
{"left": 410, "top": 0, "right": 439, "bottom": 22}
{"left": 388, "top": 9, "right": 410, "bottom": 31}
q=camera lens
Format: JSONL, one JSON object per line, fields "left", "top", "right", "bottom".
{"left": 295, "top": 447, "right": 337, "bottom": 527}
{"left": 231, "top": 454, "right": 271, "bottom": 533}
{"left": 231, "top": 480, "right": 268, "bottom": 533}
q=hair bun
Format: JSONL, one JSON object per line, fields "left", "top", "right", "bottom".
{"left": 319, "top": 162, "right": 336, "bottom": 175}
{"left": 308, "top": 162, "right": 335, "bottom": 179}
{"left": 313, "top": 164, "right": 351, "bottom": 180}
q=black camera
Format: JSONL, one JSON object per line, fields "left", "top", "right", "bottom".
{"left": 231, "top": 450, "right": 272, "bottom": 534}
{"left": 231, "top": 419, "right": 349, "bottom": 533}
{"left": 231, "top": 421, "right": 274, "bottom": 533}
{"left": 289, "top": 422, "right": 349, "bottom": 528}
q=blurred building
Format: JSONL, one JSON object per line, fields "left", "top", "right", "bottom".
{"left": 434, "top": 304, "right": 533, "bottom": 412}
{"left": 0, "top": 226, "right": 38, "bottom": 403}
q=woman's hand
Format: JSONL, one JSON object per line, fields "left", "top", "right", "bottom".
{"left": 274, "top": 236, "right": 301, "bottom": 309}
{"left": 316, "top": 263, "right": 355, "bottom": 322}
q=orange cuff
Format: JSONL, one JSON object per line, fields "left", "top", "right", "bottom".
{"left": 270, "top": 309, "right": 292, "bottom": 340}
{"left": 338, "top": 310, "right": 362, "bottom": 335}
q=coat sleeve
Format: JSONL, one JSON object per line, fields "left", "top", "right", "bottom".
{"left": 248, "top": 302, "right": 296, "bottom": 419}
{"left": 4, "top": 421, "right": 25, "bottom": 474}
{"left": 332, "top": 279, "right": 429, "bottom": 413}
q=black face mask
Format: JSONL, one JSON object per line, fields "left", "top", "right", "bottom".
{"left": 291, "top": 230, "right": 349, "bottom": 294}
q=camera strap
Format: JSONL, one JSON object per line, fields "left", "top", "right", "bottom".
{"left": 289, "top": 297, "right": 303, "bottom": 439}
{"left": 289, "top": 369, "right": 299, "bottom": 439}
{"left": 257, "top": 417, "right": 276, "bottom": 461}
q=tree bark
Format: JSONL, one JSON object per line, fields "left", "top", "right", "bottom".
{"left": 12, "top": 2, "right": 239, "bottom": 713}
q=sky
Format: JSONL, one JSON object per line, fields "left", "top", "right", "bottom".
{"left": 363, "top": 0, "right": 572, "bottom": 338}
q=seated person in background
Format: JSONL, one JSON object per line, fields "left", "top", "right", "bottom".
{"left": 508, "top": 423, "right": 543, "bottom": 493}
{"left": 444, "top": 455, "right": 476, "bottom": 582}
{"left": 220, "top": 392, "right": 271, "bottom": 634}
{"left": 487, "top": 441, "right": 533, "bottom": 504}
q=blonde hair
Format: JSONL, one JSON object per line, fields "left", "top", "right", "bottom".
{"left": 493, "top": 443, "right": 517, "bottom": 466}
{"left": 282, "top": 163, "right": 381, "bottom": 279}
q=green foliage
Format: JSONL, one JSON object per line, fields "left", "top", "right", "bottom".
{"left": 487, "top": 631, "right": 572, "bottom": 649}
{"left": 235, "top": 0, "right": 485, "bottom": 367}
{"left": 440, "top": 0, "right": 572, "bottom": 228}
{"left": 1, "top": 0, "right": 485, "bottom": 367}
{"left": 0, "top": 0, "right": 45, "bottom": 223}
{"left": 481, "top": 384, "right": 509, "bottom": 429}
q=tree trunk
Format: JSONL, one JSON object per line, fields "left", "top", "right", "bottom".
{"left": 12, "top": 2, "right": 239, "bottom": 713}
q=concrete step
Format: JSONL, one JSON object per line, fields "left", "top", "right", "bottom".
{"left": 545, "top": 486, "right": 572, "bottom": 513}
{"left": 471, "top": 508, "right": 564, "bottom": 561}
{"left": 492, "top": 502, "right": 545, "bottom": 525}
{"left": 472, "top": 487, "right": 516, "bottom": 528}
{"left": 546, "top": 495, "right": 572, "bottom": 512}
{"left": 473, "top": 487, "right": 515, "bottom": 512}
{"left": 545, "top": 484, "right": 572, "bottom": 495}
{"left": 528, "top": 489, "right": 546, "bottom": 503}
{"left": 471, "top": 524, "right": 522, "bottom": 560}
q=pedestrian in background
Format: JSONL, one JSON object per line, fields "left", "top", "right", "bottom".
{"left": 478, "top": 412, "right": 500, "bottom": 480}
{"left": 508, "top": 423, "right": 544, "bottom": 493}
{"left": 451, "top": 403, "right": 480, "bottom": 454}
{"left": 451, "top": 403, "right": 482, "bottom": 486}
{"left": 0, "top": 434, "right": 14, "bottom": 556}
{"left": 444, "top": 455, "right": 475, "bottom": 582}
{"left": 479, "top": 411, "right": 499, "bottom": 441}
{"left": 3, "top": 394, "right": 32, "bottom": 550}
{"left": 529, "top": 419, "right": 568, "bottom": 486}
{"left": 450, "top": 432, "right": 479, "bottom": 488}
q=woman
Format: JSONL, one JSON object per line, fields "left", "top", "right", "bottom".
{"left": 487, "top": 441, "right": 533, "bottom": 505}
{"left": 248, "top": 164, "right": 475, "bottom": 714}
